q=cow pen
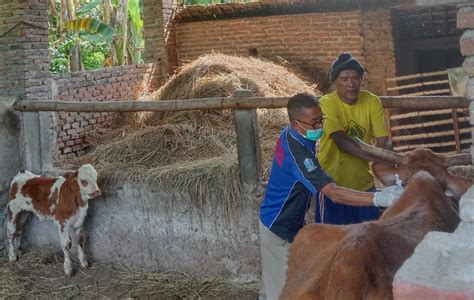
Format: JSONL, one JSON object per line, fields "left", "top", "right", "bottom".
{"left": 2, "top": 0, "right": 474, "bottom": 298}
{"left": 10, "top": 92, "right": 473, "bottom": 270}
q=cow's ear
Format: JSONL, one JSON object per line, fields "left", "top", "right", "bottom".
{"left": 371, "top": 162, "right": 397, "bottom": 186}
{"left": 64, "top": 171, "right": 78, "bottom": 179}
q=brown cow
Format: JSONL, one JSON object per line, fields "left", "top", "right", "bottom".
{"left": 6, "top": 164, "right": 101, "bottom": 276}
{"left": 280, "top": 144, "right": 471, "bottom": 300}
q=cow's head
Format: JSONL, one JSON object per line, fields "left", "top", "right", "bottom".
{"left": 77, "top": 164, "right": 102, "bottom": 199}
{"left": 356, "top": 140, "right": 471, "bottom": 200}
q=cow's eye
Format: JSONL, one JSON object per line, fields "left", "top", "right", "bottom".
{"left": 81, "top": 180, "right": 88, "bottom": 187}
{"left": 394, "top": 164, "right": 400, "bottom": 168}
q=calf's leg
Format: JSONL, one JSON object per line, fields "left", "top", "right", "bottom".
{"left": 58, "top": 223, "right": 73, "bottom": 276}
{"left": 6, "top": 205, "right": 19, "bottom": 262}
{"left": 14, "top": 211, "right": 30, "bottom": 250}
{"left": 75, "top": 226, "right": 88, "bottom": 268}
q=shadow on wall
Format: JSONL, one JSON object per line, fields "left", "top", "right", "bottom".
{"left": 0, "top": 98, "right": 21, "bottom": 244}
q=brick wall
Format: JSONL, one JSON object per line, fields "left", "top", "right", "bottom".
{"left": 0, "top": 0, "right": 53, "bottom": 173}
{"left": 174, "top": 12, "right": 364, "bottom": 79}
{"left": 361, "top": 9, "right": 397, "bottom": 95}
{"left": 163, "top": 0, "right": 179, "bottom": 75}
{"left": 166, "top": 10, "right": 396, "bottom": 94}
{"left": 0, "top": 0, "right": 51, "bottom": 100}
{"left": 53, "top": 64, "right": 162, "bottom": 160}
{"left": 143, "top": 0, "right": 165, "bottom": 66}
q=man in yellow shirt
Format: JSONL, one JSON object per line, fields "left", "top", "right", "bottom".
{"left": 317, "top": 53, "right": 392, "bottom": 224}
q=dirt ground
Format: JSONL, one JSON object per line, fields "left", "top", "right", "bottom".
{"left": 0, "top": 247, "right": 259, "bottom": 300}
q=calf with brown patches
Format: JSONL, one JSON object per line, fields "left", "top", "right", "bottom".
{"left": 6, "top": 164, "right": 101, "bottom": 276}
{"left": 280, "top": 145, "right": 471, "bottom": 300}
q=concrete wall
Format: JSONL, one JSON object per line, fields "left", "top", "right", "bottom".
{"left": 22, "top": 183, "right": 261, "bottom": 281}
{"left": 393, "top": 186, "right": 474, "bottom": 298}
{"left": 0, "top": 98, "right": 22, "bottom": 243}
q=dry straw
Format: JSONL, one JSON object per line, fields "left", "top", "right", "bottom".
{"left": 0, "top": 248, "right": 258, "bottom": 299}
{"left": 89, "top": 53, "right": 318, "bottom": 213}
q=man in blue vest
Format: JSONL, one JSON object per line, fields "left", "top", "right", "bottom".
{"left": 258, "top": 92, "right": 403, "bottom": 300}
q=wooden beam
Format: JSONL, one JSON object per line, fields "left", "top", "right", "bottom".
{"left": 13, "top": 96, "right": 470, "bottom": 113}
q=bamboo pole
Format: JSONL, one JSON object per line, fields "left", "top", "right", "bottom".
{"left": 13, "top": 96, "right": 470, "bottom": 112}
{"left": 392, "top": 128, "right": 471, "bottom": 142}
{"left": 390, "top": 117, "right": 469, "bottom": 131}
{"left": 386, "top": 70, "right": 448, "bottom": 83}
{"left": 394, "top": 138, "right": 472, "bottom": 151}
{"left": 390, "top": 108, "right": 466, "bottom": 121}
{"left": 402, "top": 89, "right": 451, "bottom": 96}
{"left": 452, "top": 109, "right": 462, "bottom": 153}
{"left": 386, "top": 79, "right": 449, "bottom": 92}
{"left": 384, "top": 108, "right": 392, "bottom": 140}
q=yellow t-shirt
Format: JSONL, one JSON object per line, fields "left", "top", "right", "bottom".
{"left": 317, "top": 90, "right": 388, "bottom": 191}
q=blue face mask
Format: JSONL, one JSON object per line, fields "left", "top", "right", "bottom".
{"left": 306, "top": 128, "right": 324, "bottom": 142}
{"left": 294, "top": 120, "right": 324, "bottom": 142}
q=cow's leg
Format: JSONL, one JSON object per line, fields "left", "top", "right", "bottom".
{"left": 14, "top": 211, "right": 30, "bottom": 251}
{"left": 6, "top": 205, "right": 19, "bottom": 262}
{"left": 75, "top": 226, "right": 88, "bottom": 268}
{"left": 58, "top": 223, "right": 73, "bottom": 276}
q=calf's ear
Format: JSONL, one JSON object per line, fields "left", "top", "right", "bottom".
{"left": 64, "top": 171, "right": 79, "bottom": 180}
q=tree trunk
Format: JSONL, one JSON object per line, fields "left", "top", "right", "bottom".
{"left": 114, "top": 0, "right": 129, "bottom": 66}
{"left": 65, "top": 0, "right": 82, "bottom": 71}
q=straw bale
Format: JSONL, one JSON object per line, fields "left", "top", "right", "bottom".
{"left": 88, "top": 53, "right": 319, "bottom": 212}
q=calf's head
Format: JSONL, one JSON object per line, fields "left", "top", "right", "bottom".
{"left": 357, "top": 140, "right": 471, "bottom": 200}
{"left": 77, "top": 164, "right": 101, "bottom": 199}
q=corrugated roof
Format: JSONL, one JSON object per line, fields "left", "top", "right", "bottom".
{"left": 175, "top": 0, "right": 403, "bottom": 22}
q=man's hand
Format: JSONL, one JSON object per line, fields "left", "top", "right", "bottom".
{"left": 373, "top": 185, "right": 404, "bottom": 207}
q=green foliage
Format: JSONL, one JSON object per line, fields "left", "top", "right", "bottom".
{"left": 81, "top": 42, "right": 108, "bottom": 70}
{"left": 65, "top": 18, "right": 115, "bottom": 44}
{"left": 49, "top": 0, "right": 145, "bottom": 73}
{"left": 76, "top": 0, "right": 100, "bottom": 17}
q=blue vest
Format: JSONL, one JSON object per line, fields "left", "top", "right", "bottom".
{"left": 259, "top": 126, "right": 333, "bottom": 242}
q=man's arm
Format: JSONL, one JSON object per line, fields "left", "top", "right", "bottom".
{"left": 320, "top": 182, "right": 373, "bottom": 206}
{"left": 320, "top": 182, "right": 404, "bottom": 207}
{"left": 375, "top": 136, "right": 392, "bottom": 150}
{"left": 331, "top": 131, "right": 389, "bottom": 162}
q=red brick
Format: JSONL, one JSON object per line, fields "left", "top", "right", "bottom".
{"left": 460, "top": 31, "right": 474, "bottom": 56}
{"left": 63, "top": 147, "right": 72, "bottom": 154}
{"left": 457, "top": 6, "right": 474, "bottom": 29}
{"left": 463, "top": 57, "right": 474, "bottom": 75}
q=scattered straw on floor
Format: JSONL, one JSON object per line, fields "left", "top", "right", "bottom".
{"left": 0, "top": 248, "right": 259, "bottom": 299}
{"left": 0, "top": 248, "right": 111, "bottom": 299}
{"left": 87, "top": 53, "right": 319, "bottom": 213}
{"left": 113, "top": 270, "right": 259, "bottom": 299}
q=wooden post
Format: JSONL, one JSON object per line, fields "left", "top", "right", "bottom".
{"left": 233, "top": 89, "right": 262, "bottom": 189}
{"left": 452, "top": 109, "right": 462, "bottom": 153}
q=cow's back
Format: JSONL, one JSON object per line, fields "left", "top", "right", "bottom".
{"left": 282, "top": 222, "right": 397, "bottom": 300}
{"left": 281, "top": 224, "right": 348, "bottom": 300}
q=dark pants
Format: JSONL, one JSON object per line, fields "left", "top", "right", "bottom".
{"left": 315, "top": 187, "right": 381, "bottom": 224}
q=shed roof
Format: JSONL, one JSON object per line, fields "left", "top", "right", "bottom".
{"left": 175, "top": 0, "right": 402, "bottom": 22}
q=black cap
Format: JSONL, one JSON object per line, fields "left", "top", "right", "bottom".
{"left": 329, "top": 53, "right": 365, "bottom": 82}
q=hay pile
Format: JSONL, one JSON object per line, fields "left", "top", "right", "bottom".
{"left": 89, "top": 53, "right": 318, "bottom": 212}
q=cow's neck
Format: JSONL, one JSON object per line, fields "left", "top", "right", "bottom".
{"left": 378, "top": 178, "right": 460, "bottom": 274}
